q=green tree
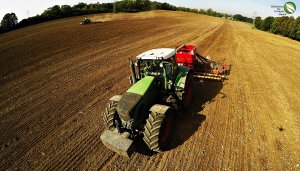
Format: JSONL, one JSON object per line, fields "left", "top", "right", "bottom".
{"left": 0, "top": 13, "right": 18, "bottom": 32}
{"left": 199, "top": 9, "right": 206, "bottom": 15}
{"left": 285, "top": 17, "right": 295, "bottom": 37}
{"left": 254, "top": 17, "right": 262, "bottom": 29}
{"left": 42, "top": 5, "right": 62, "bottom": 19}
{"left": 61, "top": 5, "right": 73, "bottom": 16}
{"left": 270, "top": 17, "right": 293, "bottom": 37}
{"left": 73, "top": 2, "right": 87, "bottom": 10}
{"left": 261, "top": 16, "right": 274, "bottom": 31}
{"left": 206, "top": 8, "right": 213, "bottom": 16}
{"left": 271, "top": 17, "right": 280, "bottom": 34}
{"left": 223, "top": 13, "right": 229, "bottom": 19}
{"left": 82, "top": 5, "right": 90, "bottom": 13}
{"left": 113, "top": 2, "right": 117, "bottom": 13}
{"left": 233, "top": 14, "right": 242, "bottom": 21}
{"left": 279, "top": 17, "right": 293, "bottom": 36}
{"left": 289, "top": 17, "right": 300, "bottom": 40}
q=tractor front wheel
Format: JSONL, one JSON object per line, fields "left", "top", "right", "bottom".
{"left": 102, "top": 101, "right": 118, "bottom": 131}
{"left": 143, "top": 109, "right": 174, "bottom": 152}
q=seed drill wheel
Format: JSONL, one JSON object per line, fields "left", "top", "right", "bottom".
{"left": 102, "top": 100, "right": 118, "bottom": 131}
{"left": 183, "top": 73, "right": 193, "bottom": 107}
{"left": 143, "top": 105, "right": 174, "bottom": 152}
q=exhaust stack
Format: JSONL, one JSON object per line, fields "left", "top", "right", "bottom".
{"left": 129, "top": 59, "right": 137, "bottom": 84}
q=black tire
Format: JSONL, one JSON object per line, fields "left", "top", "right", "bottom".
{"left": 143, "top": 110, "right": 174, "bottom": 152}
{"left": 102, "top": 101, "right": 118, "bottom": 131}
{"left": 183, "top": 73, "right": 194, "bottom": 107}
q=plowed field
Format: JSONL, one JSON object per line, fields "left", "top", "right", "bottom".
{"left": 0, "top": 11, "right": 299, "bottom": 170}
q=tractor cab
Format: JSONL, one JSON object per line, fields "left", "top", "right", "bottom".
{"left": 133, "top": 48, "right": 179, "bottom": 91}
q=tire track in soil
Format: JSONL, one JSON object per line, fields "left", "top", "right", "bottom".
{"left": 0, "top": 59, "right": 130, "bottom": 170}
{"left": 4, "top": 69, "right": 129, "bottom": 170}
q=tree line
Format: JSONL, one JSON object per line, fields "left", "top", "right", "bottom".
{"left": 254, "top": 16, "right": 300, "bottom": 41}
{"left": 0, "top": 0, "right": 299, "bottom": 42}
{"left": 0, "top": 0, "right": 233, "bottom": 34}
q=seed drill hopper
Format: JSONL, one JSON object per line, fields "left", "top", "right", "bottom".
{"left": 176, "top": 44, "right": 231, "bottom": 80}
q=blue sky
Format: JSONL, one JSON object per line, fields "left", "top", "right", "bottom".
{"left": 0, "top": 0, "right": 299, "bottom": 21}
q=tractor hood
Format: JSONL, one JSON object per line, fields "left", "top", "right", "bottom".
{"left": 117, "top": 76, "right": 155, "bottom": 121}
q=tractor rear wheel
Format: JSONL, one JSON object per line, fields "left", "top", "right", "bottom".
{"left": 143, "top": 109, "right": 174, "bottom": 152}
{"left": 102, "top": 101, "right": 118, "bottom": 131}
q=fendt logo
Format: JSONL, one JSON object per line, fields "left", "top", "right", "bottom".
{"left": 284, "top": 2, "right": 296, "bottom": 14}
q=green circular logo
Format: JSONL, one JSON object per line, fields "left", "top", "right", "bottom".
{"left": 284, "top": 2, "right": 296, "bottom": 14}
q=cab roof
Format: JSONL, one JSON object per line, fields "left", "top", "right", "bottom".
{"left": 136, "top": 48, "right": 176, "bottom": 60}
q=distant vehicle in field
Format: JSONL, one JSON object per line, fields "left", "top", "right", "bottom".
{"left": 80, "top": 18, "right": 91, "bottom": 25}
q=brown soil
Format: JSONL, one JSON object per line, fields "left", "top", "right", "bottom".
{"left": 0, "top": 10, "right": 299, "bottom": 170}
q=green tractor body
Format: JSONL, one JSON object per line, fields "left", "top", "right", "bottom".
{"left": 80, "top": 18, "right": 91, "bottom": 25}
{"left": 117, "top": 76, "right": 157, "bottom": 129}
{"left": 100, "top": 48, "right": 193, "bottom": 157}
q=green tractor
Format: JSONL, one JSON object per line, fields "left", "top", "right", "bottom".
{"left": 80, "top": 18, "right": 91, "bottom": 25}
{"left": 100, "top": 48, "right": 193, "bottom": 157}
